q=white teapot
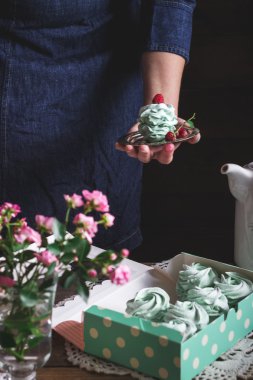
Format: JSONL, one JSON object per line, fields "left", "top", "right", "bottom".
{"left": 221, "top": 162, "right": 253, "bottom": 269}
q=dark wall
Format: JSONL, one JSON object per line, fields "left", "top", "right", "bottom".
{"left": 131, "top": 0, "right": 253, "bottom": 263}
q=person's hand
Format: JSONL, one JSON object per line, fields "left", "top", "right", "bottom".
{"left": 115, "top": 118, "right": 201, "bottom": 165}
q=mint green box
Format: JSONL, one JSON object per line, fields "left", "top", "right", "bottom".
{"left": 83, "top": 253, "right": 253, "bottom": 380}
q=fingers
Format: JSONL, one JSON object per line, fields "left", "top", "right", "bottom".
{"left": 155, "top": 143, "right": 175, "bottom": 164}
{"left": 188, "top": 133, "right": 201, "bottom": 144}
{"left": 115, "top": 141, "right": 175, "bottom": 165}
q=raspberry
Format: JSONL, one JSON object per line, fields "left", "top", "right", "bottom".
{"left": 177, "top": 127, "right": 188, "bottom": 138}
{"left": 165, "top": 131, "right": 176, "bottom": 141}
{"left": 152, "top": 94, "right": 164, "bottom": 104}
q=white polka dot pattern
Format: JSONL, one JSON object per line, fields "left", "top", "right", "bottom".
{"left": 244, "top": 318, "right": 250, "bottom": 329}
{"left": 116, "top": 337, "right": 126, "bottom": 348}
{"left": 130, "top": 357, "right": 139, "bottom": 369}
{"left": 201, "top": 335, "right": 208, "bottom": 346}
{"left": 144, "top": 346, "right": 154, "bottom": 358}
{"left": 211, "top": 343, "right": 218, "bottom": 355}
{"left": 159, "top": 367, "right": 169, "bottom": 379}
{"left": 193, "top": 357, "right": 200, "bottom": 369}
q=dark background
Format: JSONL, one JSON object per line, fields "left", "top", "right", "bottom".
{"left": 131, "top": 0, "right": 253, "bottom": 263}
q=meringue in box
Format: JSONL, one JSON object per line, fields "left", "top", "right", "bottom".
{"left": 52, "top": 250, "right": 253, "bottom": 380}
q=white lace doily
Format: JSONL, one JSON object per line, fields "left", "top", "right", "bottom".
{"left": 65, "top": 333, "right": 253, "bottom": 380}
{"left": 61, "top": 260, "right": 253, "bottom": 380}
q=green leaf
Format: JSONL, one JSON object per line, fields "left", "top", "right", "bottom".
{"left": 46, "top": 262, "right": 57, "bottom": 276}
{"left": 20, "top": 289, "right": 38, "bottom": 307}
{"left": 76, "top": 268, "right": 90, "bottom": 284}
{"left": 47, "top": 242, "right": 62, "bottom": 255}
{"left": 52, "top": 219, "right": 66, "bottom": 242}
{"left": 64, "top": 237, "right": 90, "bottom": 262}
{"left": 20, "top": 250, "right": 36, "bottom": 261}
{"left": 61, "top": 252, "right": 76, "bottom": 264}
{"left": 62, "top": 272, "right": 78, "bottom": 289}
{"left": 77, "top": 283, "right": 89, "bottom": 302}
{"left": 27, "top": 335, "right": 44, "bottom": 349}
{"left": 95, "top": 249, "right": 114, "bottom": 262}
{"left": 39, "top": 276, "right": 56, "bottom": 291}
{"left": 4, "top": 314, "right": 31, "bottom": 331}
{"left": 0, "top": 332, "right": 16, "bottom": 348}
{"left": 187, "top": 119, "right": 195, "bottom": 129}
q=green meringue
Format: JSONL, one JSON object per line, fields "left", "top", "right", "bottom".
{"left": 185, "top": 287, "right": 229, "bottom": 318}
{"left": 176, "top": 262, "right": 219, "bottom": 300}
{"left": 214, "top": 272, "right": 253, "bottom": 306}
{"left": 163, "top": 300, "right": 209, "bottom": 330}
{"left": 162, "top": 317, "right": 197, "bottom": 340}
{"left": 125, "top": 287, "right": 170, "bottom": 321}
{"left": 138, "top": 103, "right": 178, "bottom": 142}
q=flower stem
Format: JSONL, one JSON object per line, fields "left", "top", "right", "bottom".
{"left": 65, "top": 207, "right": 71, "bottom": 226}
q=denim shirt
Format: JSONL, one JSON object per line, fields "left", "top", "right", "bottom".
{"left": 141, "top": 0, "right": 196, "bottom": 62}
{"left": 0, "top": 0, "right": 196, "bottom": 61}
{"left": 0, "top": 0, "right": 196, "bottom": 250}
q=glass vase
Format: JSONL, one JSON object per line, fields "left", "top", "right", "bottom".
{"left": 0, "top": 281, "right": 57, "bottom": 380}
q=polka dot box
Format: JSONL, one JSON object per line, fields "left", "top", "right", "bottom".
{"left": 53, "top": 251, "right": 253, "bottom": 380}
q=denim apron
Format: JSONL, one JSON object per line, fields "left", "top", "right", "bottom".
{"left": 0, "top": 0, "right": 143, "bottom": 250}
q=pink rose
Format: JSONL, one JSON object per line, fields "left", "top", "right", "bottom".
{"left": 0, "top": 275, "right": 15, "bottom": 287}
{"left": 87, "top": 269, "right": 97, "bottom": 278}
{"left": 82, "top": 190, "right": 109, "bottom": 212}
{"left": 110, "top": 253, "right": 117, "bottom": 261}
{"left": 109, "top": 265, "right": 130, "bottom": 285}
{"left": 35, "top": 215, "right": 55, "bottom": 233}
{"left": 14, "top": 225, "right": 42, "bottom": 246}
{"left": 64, "top": 193, "right": 84, "bottom": 208}
{"left": 102, "top": 213, "right": 115, "bottom": 227}
{"left": 75, "top": 227, "right": 93, "bottom": 244}
{"left": 73, "top": 213, "right": 98, "bottom": 238}
{"left": 0, "top": 202, "right": 21, "bottom": 222}
{"left": 34, "top": 250, "right": 59, "bottom": 267}
{"left": 121, "top": 249, "right": 130, "bottom": 258}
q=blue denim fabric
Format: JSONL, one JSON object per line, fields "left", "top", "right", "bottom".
{"left": 0, "top": 0, "right": 194, "bottom": 250}
{"left": 141, "top": 0, "right": 196, "bottom": 62}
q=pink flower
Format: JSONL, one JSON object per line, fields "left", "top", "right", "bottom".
{"left": 109, "top": 265, "right": 130, "bottom": 285}
{"left": 121, "top": 249, "right": 130, "bottom": 258}
{"left": 82, "top": 190, "right": 109, "bottom": 212}
{"left": 35, "top": 215, "right": 55, "bottom": 233}
{"left": 0, "top": 202, "right": 21, "bottom": 222}
{"left": 107, "top": 265, "right": 114, "bottom": 273}
{"left": 73, "top": 213, "right": 98, "bottom": 238}
{"left": 101, "top": 213, "right": 115, "bottom": 227}
{"left": 64, "top": 193, "right": 84, "bottom": 208}
{"left": 87, "top": 269, "right": 97, "bottom": 278}
{"left": 110, "top": 253, "right": 117, "bottom": 261}
{"left": 75, "top": 227, "right": 93, "bottom": 244}
{"left": 34, "top": 250, "right": 59, "bottom": 267}
{"left": 14, "top": 225, "right": 42, "bottom": 246}
{"left": 0, "top": 275, "right": 15, "bottom": 287}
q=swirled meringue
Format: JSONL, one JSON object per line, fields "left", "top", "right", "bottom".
{"left": 163, "top": 300, "right": 209, "bottom": 330}
{"left": 176, "top": 262, "right": 219, "bottom": 300}
{"left": 185, "top": 287, "right": 229, "bottom": 318}
{"left": 125, "top": 287, "right": 170, "bottom": 321}
{"left": 138, "top": 103, "right": 178, "bottom": 142}
{"left": 214, "top": 272, "right": 253, "bottom": 306}
{"left": 162, "top": 317, "right": 197, "bottom": 340}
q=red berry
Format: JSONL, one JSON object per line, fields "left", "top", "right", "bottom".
{"left": 152, "top": 94, "right": 164, "bottom": 104}
{"left": 165, "top": 131, "right": 176, "bottom": 141}
{"left": 177, "top": 127, "right": 188, "bottom": 138}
